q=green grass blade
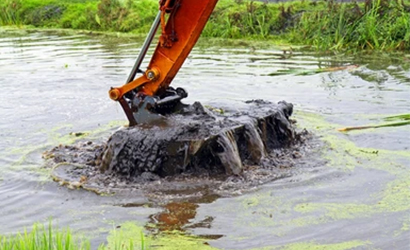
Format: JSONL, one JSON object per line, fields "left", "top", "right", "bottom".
{"left": 338, "top": 121, "right": 410, "bottom": 132}
{"left": 383, "top": 114, "right": 410, "bottom": 121}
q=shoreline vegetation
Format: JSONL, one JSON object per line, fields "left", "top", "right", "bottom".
{"left": 1, "top": 0, "right": 410, "bottom": 51}
{"left": 0, "top": 222, "right": 143, "bottom": 250}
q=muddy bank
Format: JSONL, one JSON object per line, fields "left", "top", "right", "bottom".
{"left": 44, "top": 100, "right": 316, "bottom": 199}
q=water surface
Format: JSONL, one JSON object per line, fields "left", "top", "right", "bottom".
{"left": 0, "top": 29, "right": 409, "bottom": 249}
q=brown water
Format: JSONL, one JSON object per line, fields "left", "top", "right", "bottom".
{"left": 0, "top": 29, "right": 409, "bottom": 249}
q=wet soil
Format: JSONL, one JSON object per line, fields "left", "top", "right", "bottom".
{"left": 44, "top": 100, "right": 315, "bottom": 199}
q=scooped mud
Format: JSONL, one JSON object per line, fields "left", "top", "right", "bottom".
{"left": 44, "top": 100, "right": 315, "bottom": 199}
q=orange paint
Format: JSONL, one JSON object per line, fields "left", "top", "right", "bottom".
{"left": 109, "top": 0, "right": 219, "bottom": 100}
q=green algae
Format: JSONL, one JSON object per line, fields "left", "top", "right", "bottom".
{"left": 401, "top": 219, "right": 409, "bottom": 232}
{"left": 288, "top": 177, "right": 410, "bottom": 228}
{"left": 43, "top": 120, "right": 126, "bottom": 145}
{"left": 271, "top": 240, "right": 369, "bottom": 250}
{"left": 377, "top": 178, "right": 410, "bottom": 213}
{"left": 293, "top": 177, "right": 410, "bottom": 220}
{"left": 7, "top": 120, "right": 124, "bottom": 162}
{"left": 105, "top": 222, "right": 147, "bottom": 250}
{"left": 105, "top": 222, "right": 218, "bottom": 250}
{"left": 287, "top": 110, "right": 410, "bottom": 226}
{"left": 233, "top": 191, "right": 295, "bottom": 230}
{"left": 150, "top": 232, "right": 218, "bottom": 250}
{"left": 0, "top": 120, "right": 126, "bottom": 184}
{"left": 249, "top": 240, "right": 371, "bottom": 250}
{"left": 294, "top": 110, "right": 410, "bottom": 173}
{"left": 396, "top": 216, "right": 410, "bottom": 237}
{"left": 242, "top": 196, "right": 261, "bottom": 208}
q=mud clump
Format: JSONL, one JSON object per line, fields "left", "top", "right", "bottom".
{"left": 44, "top": 100, "right": 315, "bottom": 198}
{"left": 100, "top": 100, "right": 294, "bottom": 177}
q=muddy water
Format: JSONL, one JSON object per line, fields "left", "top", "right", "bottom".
{"left": 0, "top": 30, "right": 409, "bottom": 249}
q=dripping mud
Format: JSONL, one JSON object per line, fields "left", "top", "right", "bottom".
{"left": 44, "top": 100, "right": 319, "bottom": 200}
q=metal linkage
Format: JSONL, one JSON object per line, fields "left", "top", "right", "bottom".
{"left": 126, "top": 11, "right": 162, "bottom": 84}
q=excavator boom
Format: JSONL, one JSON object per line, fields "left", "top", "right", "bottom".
{"left": 109, "top": 0, "right": 219, "bottom": 125}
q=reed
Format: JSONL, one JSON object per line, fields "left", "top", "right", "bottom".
{"left": 0, "top": 0, "right": 23, "bottom": 26}
{"left": 291, "top": 0, "right": 410, "bottom": 51}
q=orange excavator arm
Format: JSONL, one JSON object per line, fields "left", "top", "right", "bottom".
{"left": 108, "top": 0, "right": 219, "bottom": 125}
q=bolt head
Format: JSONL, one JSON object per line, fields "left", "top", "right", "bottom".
{"left": 147, "top": 71, "right": 155, "bottom": 80}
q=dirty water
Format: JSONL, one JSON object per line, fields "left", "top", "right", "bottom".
{"left": 0, "top": 29, "right": 409, "bottom": 249}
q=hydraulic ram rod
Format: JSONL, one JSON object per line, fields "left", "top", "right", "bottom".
{"left": 126, "top": 11, "right": 162, "bottom": 84}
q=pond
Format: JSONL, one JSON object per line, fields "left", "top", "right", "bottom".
{"left": 0, "top": 29, "right": 409, "bottom": 249}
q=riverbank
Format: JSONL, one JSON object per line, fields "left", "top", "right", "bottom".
{"left": 1, "top": 0, "right": 410, "bottom": 51}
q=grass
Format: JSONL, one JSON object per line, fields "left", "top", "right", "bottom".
{"left": 1, "top": 0, "right": 410, "bottom": 51}
{"left": 0, "top": 223, "right": 90, "bottom": 250}
{"left": 288, "top": 0, "right": 410, "bottom": 51}
{"left": 0, "top": 222, "right": 147, "bottom": 250}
